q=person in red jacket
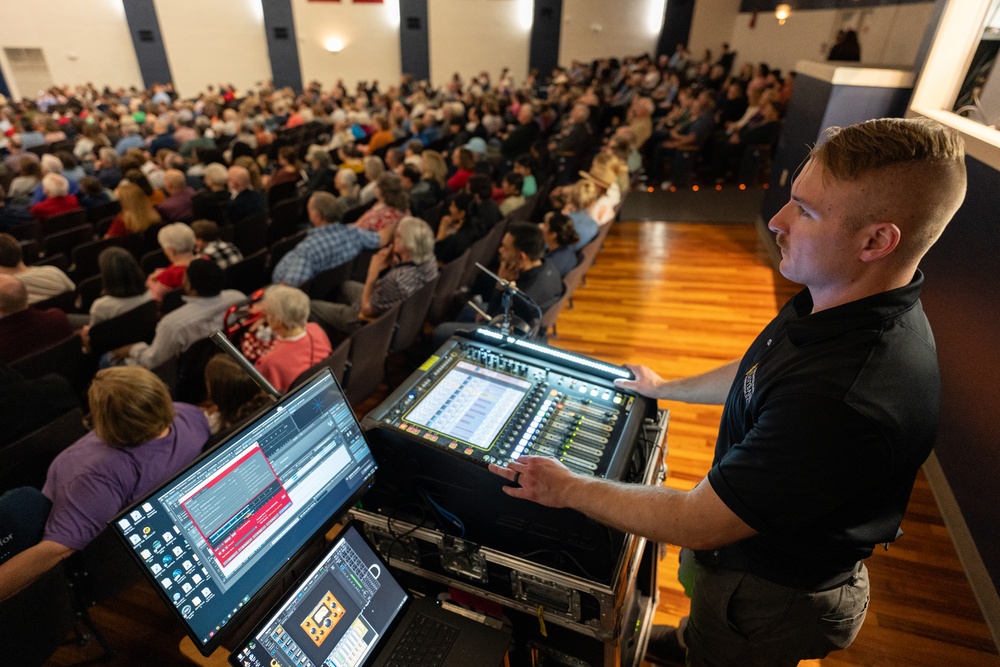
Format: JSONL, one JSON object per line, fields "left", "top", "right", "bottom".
{"left": 29, "top": 174, "right": 79, "bottom": 222}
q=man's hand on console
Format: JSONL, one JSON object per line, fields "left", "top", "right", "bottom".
{"left": 614, "top": 363, "right": 666, "bottom": 398}
{"left": 488, "top": 456, "right": 584, "bottom": 509}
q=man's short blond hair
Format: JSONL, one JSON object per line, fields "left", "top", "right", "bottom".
{"left": 88, "top": 367, "right": 175, "bottom": 448}
{"left": 810, "top": 117, "right": 967, "bottom": 262}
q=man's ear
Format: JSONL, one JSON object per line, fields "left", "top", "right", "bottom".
{"left": 859, "top": 222, "right": 901, "bottom": 262}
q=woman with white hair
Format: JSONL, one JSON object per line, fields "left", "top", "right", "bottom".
{"left": 359, "top": 156, "right": 385, "bottom": 205}
{"left": 331, "top": 168, "right": 361, "bottom": 221}
{"left": 29, "top": 173, "right": 80, "bottom": 221}
{"left": 254, "top": 285, "right": 332, "bottom": 392}
{"left": 147, "top": 222, "right": 196, "bottom": 301}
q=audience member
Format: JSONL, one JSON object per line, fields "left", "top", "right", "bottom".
{"left": 500, "top": 103, "right": 539, "bottom": 160}
{"left": 192, "top": 162, "right": 230, "bottom": 224}
{"left": 29, "top": 174, "right": 80, "bottom": 222}
{"left": 146, "top": 222, "right": 198, "bottom": 301}
{"left": 302, "top": 146, "right": 336, "bottom": 196}
{"left": 114, "top": 258, "right": 244, "bottom": 368}
{"left": 202, "top": 354, "right": 272, "bottom": 436}
{"left": 84, "top": 247, "right": 154, "bottom": 328}
{"left": 498, "top": 172, "right": 527, "bottom": 217}
{"left": 156, "top": 169, "right": 195, "bottom": 222}
{"left": 77, "top": 176, "right": 111, "bottom": 210}
{"left": 0, "top": 232, "right": 75, "bottom": 304}
{"left": 354, "top": 172, "right": 408, "bottom": 234}
{"left": 332, "top": 168, "right": 362, "bottom": 220}
{"left": 359, "top": 156, "right": 385, "bottom": 205}
{"left": 271, "top": 191, "right": 384, "bottom": 287}
{"left": 312, "top": 216, "right": 438, "bottom": 340}
{"left": 94, "top": 147, "right": 123, "bottom": 190}
{"left": 434, "top": 222, "right": 562, "bottom": 345}
{"left": 226, "top": 165, "right": 267, "bottom": 224}
{"left": 0, "top": 366, "right": 209, "bottom": 602}
{"left": 512, "top": 155, "right": 538, "bottom": 197}
{"left": 255, "top": 285, "right": 333, "bottom": 392}
{"left": 266, "top": 146, "right": 304, "bottom": 191}
{"left": 541, "top": 211, "right": 581, "bottom": 277}
{"left": 0, "top": 274, "right": 73, "bottom": 363}
{"left": 191, "top": 219, "right": 243, "bottom": 269}
{"left": 447, "top": 147, "right": 476, "bottom": 192}
{"left": 105, "top": 181, "right": 162, "bottom": 238}
{"left": 7, "top": 158, "right": 42, "bottom": 201}
{"left": 434, "top": 192, "right": 475, "bottom": 264}
{"left": 467, "top": 174, "right": 503, "bottom": 239}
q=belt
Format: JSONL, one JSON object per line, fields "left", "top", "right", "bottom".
{"left": 693, "top": 547, "right": 863, "bottom": 592}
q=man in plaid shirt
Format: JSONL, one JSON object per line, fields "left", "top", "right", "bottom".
{"left": 311, "top": 216, "right": 438, "bottom": 340}
{"left": 272, "top": 191, "right": 386, "bottom": 287}
{"left": 192, "top": 220, "right": 243, "bottom": 269}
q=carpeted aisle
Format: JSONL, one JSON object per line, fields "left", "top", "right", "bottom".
{"left": 619, "top": 185, "right": 767, "bottom": 225}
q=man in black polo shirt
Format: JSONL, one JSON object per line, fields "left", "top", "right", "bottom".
{"left": 489, "top": 118, "right": 968, "bottom": 666}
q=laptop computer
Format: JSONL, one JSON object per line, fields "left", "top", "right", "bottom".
{"left": 228, "top": 523, "right": 511, "bottom": 667}
{"left": 110, "top": 368, "right": 510, "bottom": 664}
{"left": 110, "top": 369, "right": 379, "bottom": 655}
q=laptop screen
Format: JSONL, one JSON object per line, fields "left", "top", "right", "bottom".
{"left": 111, "top": 369, "right": 377, "bottom": 654}
{"left": 230, "top": 525, "right": 408, "bottom": 667}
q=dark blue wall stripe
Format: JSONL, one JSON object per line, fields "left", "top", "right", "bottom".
{"left": 399, "top": 0, "right": 430, "bottom": 82}
{"left": 658, "top": 0, "right": 695, "bottom": 55}
{"left": 261, "top": 0, "right": 303, "bottom": 93}
{"left": 122, "top": 0, "right": 173, "bottom": 89}
{"left": 529, "top": 0, "right": 562, "bottom": 76}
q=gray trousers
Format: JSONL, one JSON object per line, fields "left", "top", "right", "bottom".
{"left": 310, "top": 280, "right": 365, "bottom": 340}
{"left": 684, "top": 554, "right": 869, "bottom": 667}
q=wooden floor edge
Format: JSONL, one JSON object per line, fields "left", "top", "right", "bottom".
{"left": 923, "top": 451, "right": 1000, "bottom": 653}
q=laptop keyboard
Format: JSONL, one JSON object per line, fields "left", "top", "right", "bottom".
{"left": 385, "top": 613, "right": 459, "bottom": 667}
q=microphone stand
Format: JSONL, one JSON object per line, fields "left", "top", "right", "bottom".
{"left": 475, "top": 262, "right": 545, "bottom": 338}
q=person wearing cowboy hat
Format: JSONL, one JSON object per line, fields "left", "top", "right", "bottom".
{"left": 577, "top": 153, "right": 628, "bottom": 225}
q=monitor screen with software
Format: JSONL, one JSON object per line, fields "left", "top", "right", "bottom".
{"left": 111, "top": 369, "right": 377, "bottom": 655}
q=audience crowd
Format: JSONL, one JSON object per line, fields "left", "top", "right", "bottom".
{"left": 0, "top": 45, "right": 788, "bottom": 605}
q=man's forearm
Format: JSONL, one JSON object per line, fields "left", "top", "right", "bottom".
{"left": 658, "top": 360, "right": 740, "bottom": 404}
{"left": 562, "top": 475, "right": 754, "bottom": 550}
{"left": 0, "top": 540, "right": 74, "bottom": 602}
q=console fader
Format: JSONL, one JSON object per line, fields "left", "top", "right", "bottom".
{"left": 367, "top": 329, "right": 651, "bottom": 481}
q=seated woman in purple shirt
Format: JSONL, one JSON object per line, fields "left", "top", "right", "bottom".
{"left": 0, "top": 367, "right": 210, "bottom": 602}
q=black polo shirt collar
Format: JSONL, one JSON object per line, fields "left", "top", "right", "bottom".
{"left": 787, "top": 270, "right": 924, "bottom": 346}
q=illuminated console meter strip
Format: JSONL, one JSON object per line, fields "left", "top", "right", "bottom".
{"left": 404, "top": 361, "right": 530, "bottom": 450}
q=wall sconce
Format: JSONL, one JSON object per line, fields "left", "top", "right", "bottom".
{"left": 324, "top": 37, "right": 345, "bottom": 53}
{"left": 775, "top": 4, "right": 791, "bottom": 25}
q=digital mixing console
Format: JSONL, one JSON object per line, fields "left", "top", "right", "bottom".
{"left": 367, "top": 328, "right": 646, "bottom": 480}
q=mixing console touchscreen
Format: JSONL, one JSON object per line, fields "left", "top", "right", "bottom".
{"left": 369, "top": 329, "right": 646, "bottom": 480}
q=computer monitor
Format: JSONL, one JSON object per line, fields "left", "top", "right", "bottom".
{"left": 111, "top": 369, "right": 377, "bottom": 655}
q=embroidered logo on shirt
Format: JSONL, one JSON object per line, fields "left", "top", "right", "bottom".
{"left": 743, "top": 364, "right": 757, "bottom": 403}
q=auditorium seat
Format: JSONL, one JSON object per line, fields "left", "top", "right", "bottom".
{"left": 427, "top": 250, "right": 469, "bottom": 325}
{"left": 0, "top": 408, "right": 86, "bottom": 491}
{"left": 344, "top": 303, "right": 400, "bottom": 406}
{"left": 288, "top": 337, "right": 351, "bottom": 391}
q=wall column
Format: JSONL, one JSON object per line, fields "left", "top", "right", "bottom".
{"left": 261, "top": 0, "right": 303, "bottom": 92}
{"left": 530, "top": 0, "right": 563, "bottom": 75}
{"left": 121, "top": 0, "right": 172, "bottom": 88}
{"left": 399, "top": 0, "right": 430, "bottom": 82}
